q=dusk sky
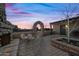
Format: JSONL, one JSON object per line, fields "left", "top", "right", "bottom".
{"left": 5, "top": 3, "right": 79, "bottom": 29}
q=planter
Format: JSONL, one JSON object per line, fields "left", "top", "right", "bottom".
{"left": 51, "top": 38, "right": 79, "bottom": 56}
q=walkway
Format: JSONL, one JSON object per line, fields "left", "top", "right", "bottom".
{"left": 18, "top": 34, "right": 68, "bottom": 56}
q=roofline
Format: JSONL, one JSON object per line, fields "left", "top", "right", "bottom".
{"left": 50, "top": 16, "right": 79, "bottom": 24}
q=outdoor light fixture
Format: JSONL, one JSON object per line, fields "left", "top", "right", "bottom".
{"left": 52, "top": 25, "right": 54, "bottom": 29}
{"left": 65, "top": 25, "right": 68, "bottom": 28}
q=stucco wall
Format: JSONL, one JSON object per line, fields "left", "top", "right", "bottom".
{"left": 53, "top": 23, "right": 60, "bottom": 34}
{"left": 51, "top": 19, "right": 79, "bottom": 35}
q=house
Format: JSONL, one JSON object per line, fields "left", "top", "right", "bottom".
{"left": 0, "top": 3, "right": 16, "bottom": 46}
{"left": 50, "top": 16, "right": 79, "bottom": 35}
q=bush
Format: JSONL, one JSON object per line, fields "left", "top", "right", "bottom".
{"left": 71, "top": 30, "right": 79, "bottom": 38}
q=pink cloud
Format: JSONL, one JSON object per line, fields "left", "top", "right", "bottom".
{"left": 5, "top": 3, "right": 33, "bottom": 16}
{"left": 13, "top": 21, "right": 32, "bottom": 29}
{"left": 5, "top": 3, "right": 15, "bottom": 8}
{"left": 11, "top": 8, "right": 33, "bottom": 16}
{"left": 44, "top": 23, "right": 50, "bottom": 28}
{"left": 12, "top": 8, "right": 19, "bottom": 11}
{"left": 13, "top": 21, "right": 50, "bottom": 29}
{"left": 14, "top": 11, "right": 33, "bottom": 16}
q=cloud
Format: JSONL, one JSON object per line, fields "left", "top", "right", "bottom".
{"left": 5, "top": 3, "right": 16, "bottom": 8}
{"left": 13, "top": 21, "right": 33, "bottom": 29}
{"left": 6, "top": 3, "right": 79, "bottom": 29}
{"left": 6, "top": 11, "right": 65, "bottom": 29}
{"left": 13, "top": 21, "right": 51, "bottom": 29}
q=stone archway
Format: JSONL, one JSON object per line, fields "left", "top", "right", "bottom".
{"left": 32, "top": 21, "right": 44, "bottom": 36}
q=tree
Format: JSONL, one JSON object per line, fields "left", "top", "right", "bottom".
{"left": 61, "top": 3, "right": 79, "bottom": 43}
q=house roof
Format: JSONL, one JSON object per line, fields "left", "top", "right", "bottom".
{"left": 50, "top": 16, "right": 79, "bottom": 24}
